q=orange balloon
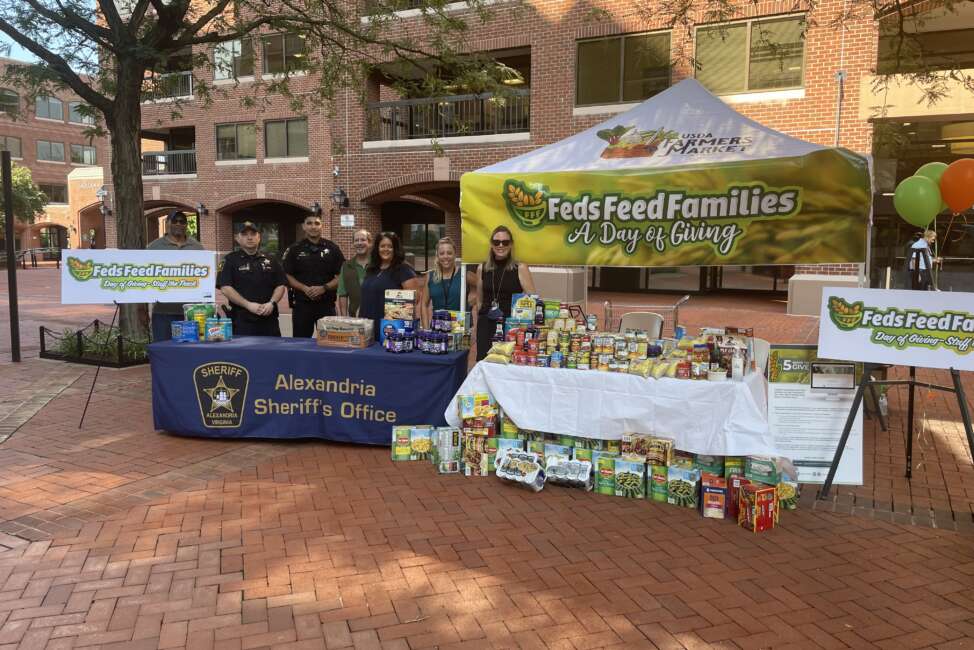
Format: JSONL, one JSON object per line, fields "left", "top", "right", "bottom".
{"left": 939, "top": 158, "right": 974, "bottom": 213}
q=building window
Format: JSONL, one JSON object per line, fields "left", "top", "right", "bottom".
{"left": 576, "top": 32, "right": 671, "bottom": 106}
{"left": 68, "top": 102, "right": 95, "bottom": 125}
{"left": 264, "top": 118, "right": 308, "bottom": 158}
{"left": 39, "top": 183, "right": 68, "bottom": 204}
{"left": 216, "top": 122, "right": 256, "bottom": 160}
{"left": 0, "top": 135, "right": 21, "bottom": 158}
{"left": 35, "top": 96, "right": 64, "bottom": 121}
{"left": 70, "top": 144, "right": 97, "bottom": 165}
{"left": 0, "top": 88, "right": 18, "bottom": 115}
{"left": 215, "top": 39, "right": 255, "bottom": 80}
{"left": 262, "top": 33, "right": 307, "bottom": 75}
{"left": 37, "top": 140, "right": 65, "bottom": 162}
{"left": 695, "top": 16, "right": 806, "bottom": 95}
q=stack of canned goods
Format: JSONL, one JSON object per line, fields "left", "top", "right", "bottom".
{"left": 545, "top": 459, "right": 593, "bottom": 491}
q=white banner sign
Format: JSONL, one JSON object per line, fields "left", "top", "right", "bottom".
{"left": 61, "top": 249, "right": 217, "bottom": 305}
{"left": 818, "top": 287, "right": 974, "bottom": 371}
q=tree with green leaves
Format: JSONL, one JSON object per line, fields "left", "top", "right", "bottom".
{"left": 0, "top": 161, "right": 46, "bottom": 229}
{"left": 0, "top": 0, "right": 507, "bottom": 337}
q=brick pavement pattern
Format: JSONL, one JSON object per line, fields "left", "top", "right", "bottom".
{"left": 2, "top": 275, "right": 974, "bottom": 648}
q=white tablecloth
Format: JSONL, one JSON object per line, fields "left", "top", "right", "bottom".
{"left": 446, "top": 363, "right": 776, "bottom": 457}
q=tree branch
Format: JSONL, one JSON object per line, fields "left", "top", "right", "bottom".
{"left": 96, "top": 0, "right": 125, "bottom": 35}
{"left": 182, "top": 0, "right": 235, "bottom": 39}
{"left": 0, "top": 18, "right": 112, "bottom": 114}
{"left": 23, "top": 0, "right": 115, "bottom": 46}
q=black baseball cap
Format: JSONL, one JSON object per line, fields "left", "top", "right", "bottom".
{"left": 167, "top": 210, "right": 188, "bottom": 223}
{"left": 235, "top": 221, "right": 259, "bottom": 234}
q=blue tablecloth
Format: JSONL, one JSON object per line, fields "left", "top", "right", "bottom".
{"left": 149, "top": 338, "right": 467, "bottom": 444}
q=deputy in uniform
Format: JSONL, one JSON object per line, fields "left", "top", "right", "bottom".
{"left": 218, "top": 221, "right": 288, "bottom": 336}
{"left": 282, "top": 214, "right": 346, "bottom": 337}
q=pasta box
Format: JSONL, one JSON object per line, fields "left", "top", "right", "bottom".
{"left": 383, "top": 289, "right": 416, "bottom": 320}
{"left": 738, "top": 483, "right": 779, "bottom": 532}
{"left": 700, "top": 473, "right": 728, "bottom": 519}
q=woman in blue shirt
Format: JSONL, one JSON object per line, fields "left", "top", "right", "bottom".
{"left": 421, "top": 237, "right": 476, "bottom": 326}
{"left": 358, "top": 232, "right": 422, "bottom": 336}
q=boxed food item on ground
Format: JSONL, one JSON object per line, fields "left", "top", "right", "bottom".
{"left": 667, "top": 466, "right": 701, "bottom": 508}
{"left": 777, "top": 480, "right": 800, "bottom": 510}
{"left": 500, "top": 415, "right": 519, "bottom": 439}
{"left": 594, "top": 452, "right": 617, "bottom": 496}
{"left": 433, "top": 427, "right": 462, "bottom": 473}
{"left": 495, "top": 450, "right": 546, "bottom": 491}
{"left": 457, "top": 393, "right": 497, "bottom": 419}
{"left": 494, "top": 438, "right": 524, "bottom": 471}
{"left": 461, "top": 416, "right": 496, "bottom": 437}
{"left": 573, "top": 447, "right": 593, "bottom": 463}
{"left": 672, "top": 450, "right": 696, "bottom": 470}
{"left": 384, "top": 289, "right": 416, "bottom": 320}
{"left": 315, "top": 317, "right": 374, "bottom": 348}
{"left": 724, "top": 457, "right": 746, "bottom": 478}
{"left": 391, "top": 426, "right": 413, "bottom": 461}
{"left": 727, "top": 475, "right": 751, "bottom": 519}
{"left": 650, "top": 465, "right": 668, "bottom": 502}
{"left": 621, "top": 433, "right": 653, "bottom": 461}
{"left": 739, "top": 483, "right": 779, "bottom": 532}
{"left": 543, "top": 443, "right": 572, "bottom": 466}
{"left": 645, "top": 437, "right": 675, "bottom": 467}
{"left": 614, "top": 458, "right": 646, "bottom": 499}
{"left": 745, "top": 456, "right": 780, "bottom": 485}
{"left": 409, "top": 426, "right": 433, "bottom": 461}
{"left": 701, "top": 473, "right": 728, "bottom": 519}
{"left": 463, "top": 434, "right": 497, "bottom": 476}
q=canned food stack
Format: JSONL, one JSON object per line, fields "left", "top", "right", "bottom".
{"left": 171, "top": 304, "right": 232, "bottom": 343}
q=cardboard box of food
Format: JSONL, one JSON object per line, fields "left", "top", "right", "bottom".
{"left": 315, "top": 317, "right": 374, "bottom": 348}
{"left": 384, "top": 289, "right": 416, "bottom": 320}
{"left": 701, "top": 473, "right": 727, "bottom": 519}
{"left": 738, "top": 483, "right": 779, "bottom": 532}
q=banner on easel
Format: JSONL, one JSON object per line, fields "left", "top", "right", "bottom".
{"left": 818, "top": 287, "right": 974, "bottom": 371}
{"left": 61, "top": 249, "right": 217, "bottom": 305}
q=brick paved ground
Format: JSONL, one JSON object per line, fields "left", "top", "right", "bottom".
{"left": 1, "top": 270, "right": 974, "bottom": 648}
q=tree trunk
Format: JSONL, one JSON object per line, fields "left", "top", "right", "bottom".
{"left": 108, "top": 62, "right": 150, "bottom": 341}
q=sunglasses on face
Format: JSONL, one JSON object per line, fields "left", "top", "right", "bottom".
{"left": 491, "top": 239, "right": 511, "bottom": 246}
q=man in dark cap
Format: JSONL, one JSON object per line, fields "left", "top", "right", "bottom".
{"left": 217, "top": 221, "right": 288, "bottom": 336}
{"left": 146, "top": 209, "right": 203, "bottom": 341}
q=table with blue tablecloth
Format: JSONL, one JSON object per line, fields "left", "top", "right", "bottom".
{"left": 149, "top": 338, "right": 467, "bottom": 444}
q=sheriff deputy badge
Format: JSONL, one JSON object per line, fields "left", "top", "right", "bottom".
{"left": 503, "top": 181, "right": 801, "bottom": 256}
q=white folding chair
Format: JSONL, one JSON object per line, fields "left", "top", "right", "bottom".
{"left": 618, "top": 311, "right": 664, "bottom": 339}
{"left": 752, "top": 337, "right": 771, "bottom": 375}
{"left": 278, "top": 313, "right": 293, "bottom": 338}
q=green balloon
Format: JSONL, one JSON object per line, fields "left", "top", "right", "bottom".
{"left": 894, "top": 176, "right": 941, "bottom": 228}
{"left": 915, "top": 162, "right": 949, "bottom": 212}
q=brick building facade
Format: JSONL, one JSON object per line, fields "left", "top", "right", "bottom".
{"left": 0, "top": 58, "right": 108, "bottom": 251}
{"left": 107, "top": 0, "right": 900, "bottom": 291}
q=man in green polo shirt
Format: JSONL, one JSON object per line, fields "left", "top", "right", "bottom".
{"left": 337, "top": 229, "right": 372, "bottom": 316}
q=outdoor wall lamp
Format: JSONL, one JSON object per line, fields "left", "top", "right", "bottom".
{"left": 310, "top": 201, "right": 322, "bottom": 216}
{"left": 330, "top": 188, "right": 349, "bottom": 208}
{"left": 196, "top": 202, "right": 209, "bottom": 216}
{"left": 99, "top": 203, "right": 112, "bottom": 217}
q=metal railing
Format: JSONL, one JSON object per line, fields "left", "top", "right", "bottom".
{"left": 142, "top": 71, "right": 194, "bottom": 102}
{"left": 365, "top": 89, "right": 530, "bottom": 141}
{"left": 142, "top": 149, "right": 197, "bottom": 176}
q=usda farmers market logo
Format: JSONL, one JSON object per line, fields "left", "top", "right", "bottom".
{"left": 596, "top": 125, "right": 754, "bottom": 159}
{"left": 828, "top": 296, "right": 974, "bottom": 354}
{"left": 66, "top": 256, "right": 210, "bottom": 292}
{"left": 502, "top": 179, "right": 802, "bottom": 256}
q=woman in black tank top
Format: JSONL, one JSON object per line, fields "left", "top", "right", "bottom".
{"left": 474, "top": 225, "right": 537, "bottom": 361}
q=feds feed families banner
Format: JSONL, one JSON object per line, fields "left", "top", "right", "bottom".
{"left": 61, "top": 249, "right": 217, "bottom": 305}
{"left": 767, "top": 345, "right": 863, "bottom": 485}
{"left": 818, "top": 288, "right": 974, "bottom": 371}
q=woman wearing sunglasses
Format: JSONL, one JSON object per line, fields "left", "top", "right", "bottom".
{"left": 474, "top": 225, "right": 536, "bottom": 361}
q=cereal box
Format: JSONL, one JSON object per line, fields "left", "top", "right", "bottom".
{"left": 650, "top": 465, "right": 668, "bottom": 502}
{"left": 614, "top": 458, "right": 646, "bottom": 499}
{"left": 432, "top": 427, "right": 462, "bottom": 474}
{"left": 667, "top": 466, "right": 701, "bottom": 508}
{"left": 409, "top": 426, "right": 433, "bottom": 461}
{"left": 738, "top": 483, "right": 779, "bottom": 532}
{"left": 594, "top": 453, "right": 617, "bottom": 496}
{"left": 384, "top": 289, "right": 416, "bottom": 320}
{"left": 701, "top": 473, "right": 727, "bottom": 519}
{"left": 391, "top": 426, "right": 413, "bottom": 461}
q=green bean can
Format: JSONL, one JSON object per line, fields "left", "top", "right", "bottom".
{"left": 650, "top": 465, "right": 668, "bottom": 502}
{"left": 594, "top": 453, "right": 616, "bottom": 496}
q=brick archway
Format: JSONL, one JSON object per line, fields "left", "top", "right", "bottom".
{"left": 359, "top": 172, "right": 464, "bottom": 204}
{"left": 215, "top": 193, "right": 311, "bottom": 214}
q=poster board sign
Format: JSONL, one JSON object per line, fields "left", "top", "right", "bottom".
{"left": 61, "top": 249, "right": 217, "bottom": 305}
{"left": 818, "top": 288, "right": 974, "bottom": 371}
{"left": 768, "top": 345, "right": 863, "bottom": 485}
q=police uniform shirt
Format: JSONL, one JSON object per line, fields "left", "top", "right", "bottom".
{"left": 281, "top": 238, "right": 345, "bottom": 304}
{"left": 217, "top": 250, "right": 288, "bottom": 321}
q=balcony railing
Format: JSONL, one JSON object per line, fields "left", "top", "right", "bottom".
{"left": 142, "top": 71, "right": 194, "bottom": 102}
{"left": 142, "top": 150, "right": 197, "bottom": 176}
{"left": 365, "top": 89, "right": 530, "bottom": 141}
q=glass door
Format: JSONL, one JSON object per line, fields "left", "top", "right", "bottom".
{"left": 404, "top": 223, "right": 445, "bottom": 272}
